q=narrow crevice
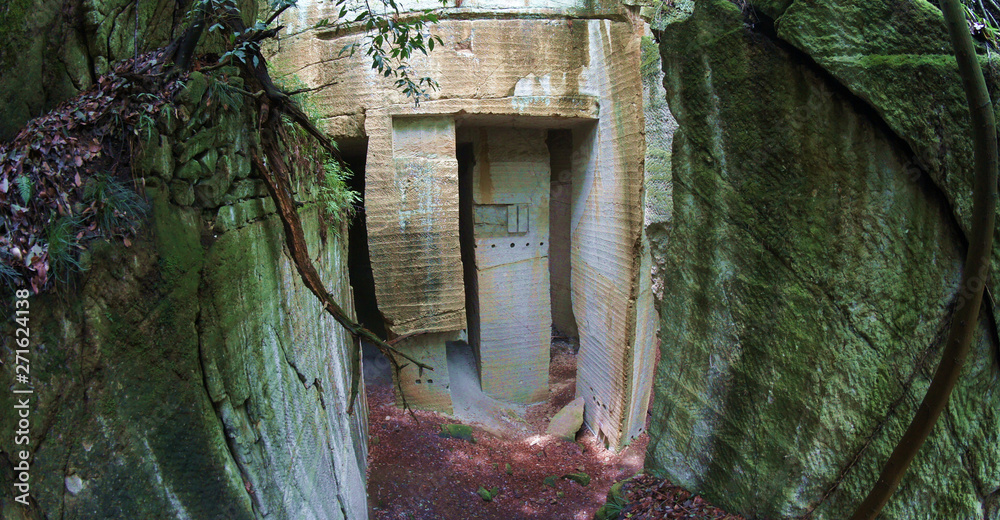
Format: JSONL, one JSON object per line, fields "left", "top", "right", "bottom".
{"left": 457, "top": 141, "right": 479, "bottom": 366}
{"left": 344, "top": 144, "right": 387, "bottom": 340}
{"left": 194, "top": 299, "right": 262, "bottom": 518}
{"left": 312, "top": 378, "right": 327, "bottom": 411}
{"left": 26, "top": 387, "right": 62, "bottom": 467}
{"left": 55, "top": 52, "right": 86, "bottom": 93}
{"left": 336, "top": 492, "right": 349, "bottom": 520}
{"left": 275, "top": 329, "right": 320, "bottom": 395}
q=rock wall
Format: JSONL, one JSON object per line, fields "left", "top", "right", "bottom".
{"left": 0, "top": 73, "right": 368, "bottom": 519}
{"left": 641, "top": 32, "right": 675, "bottom": 229}
{"left": 274, "top": 0, "right": 656, "bottom": 448}
{"left": 0, "top": 0, "right": 256, "bottom": 142}
{"left": 644, "top": 1, "right": 1000, "bottom": 519}
{"left": 468, "top": 127, "right": 553, "bottom": 405}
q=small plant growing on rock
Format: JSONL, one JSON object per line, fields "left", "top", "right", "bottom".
{"left": 317, "top": 158, "right": 360, "bottom": 226}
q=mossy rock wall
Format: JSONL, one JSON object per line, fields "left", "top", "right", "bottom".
{"left": 644, "top": 1, "right": 1000, "bottom": 519}
{"left": 641, "top": 33, "right": 675, "bottom": 228}
{"left": 0, "top": 0, "right": 258, "bottom": 142}
{"left": 0, "top": 75, "right": 367, "bottom": 519}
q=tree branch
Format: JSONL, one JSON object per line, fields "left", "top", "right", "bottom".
{"left": 265, "top": 3, "right": 293, "bottom": 26}
{"left": 250, "top": 117, "right": 432, "bottom": 416}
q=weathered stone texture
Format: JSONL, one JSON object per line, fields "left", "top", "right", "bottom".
{"left": 641, "top": 32, "right": 675, "bottom": 228}
{"left": 644, "top": 1, "right": 1000, "bottom": 519}
{"left": 0, "top": 77, "right": 367, "bottom": 519}
{"left": 567, "top": 19, "right": 653, "bottom": 449}
{"left": 369, "top": 116, "right": 464, "bottom": 335}
{"left": 277, "top": 1, "right": 655, "bottom": 449}
{"left": 391, "top": 331, "right": 457, "bottom": 413}
{"left": 472, "top": 127, "right": 552, "bottom": 404}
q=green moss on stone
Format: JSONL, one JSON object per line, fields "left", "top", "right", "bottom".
{"left": 646, "top": 1, "right": 998, "bottom": 519}
{"left": 0, "top": 0, "right": 33, "bottom": 68}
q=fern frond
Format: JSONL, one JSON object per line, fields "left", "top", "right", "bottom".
{"left": 15, "top": 175, "right": 31, "bottom": 204}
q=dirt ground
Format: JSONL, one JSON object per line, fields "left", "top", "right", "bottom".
{"left": 599, "top": 474, "right": 745, "bottom": 520}
{"left": 365, "top": 342, "right": 649, "bottom": 520}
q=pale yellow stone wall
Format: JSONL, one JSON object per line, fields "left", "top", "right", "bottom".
{"left": 471, "top": 127, "right": 552, "bottom": 404}
{"left": 274, "top": 2, "right": 652, "bottom": 449}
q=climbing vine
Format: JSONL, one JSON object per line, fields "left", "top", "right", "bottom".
{"left": 849, "top": 0, "right": 998, "bottom": 517}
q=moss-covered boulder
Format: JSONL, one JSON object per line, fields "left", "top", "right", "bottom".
{"left": 644, "top": 1, "right": 1000, "bottom": 519}
{"left": 756, "top": 0, "right": 1000, "bottom": 335}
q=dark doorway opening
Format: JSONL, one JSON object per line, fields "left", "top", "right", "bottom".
{"left": 457, "top": 142, "right": 480, "bottom": 380}
{"left": 546, "top": 129, "right": 578, "bottom": 342}
{"left": 343, "top": 139, "right": 392, "bottom": 386}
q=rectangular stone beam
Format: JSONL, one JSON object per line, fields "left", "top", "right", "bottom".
{"left": 365, "top": 115, "right": 466, "bottom": 336}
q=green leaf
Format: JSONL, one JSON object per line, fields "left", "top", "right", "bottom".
{"left": 476, "top": 486, "right": 500, "bottom": 502}
{"left": 15, "top": 175, "right": 31, "bottom": 204}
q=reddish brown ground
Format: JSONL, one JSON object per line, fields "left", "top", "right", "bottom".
{"left": 604, "top": 474, "right": 745, "bottom": 520}
{"left": 365, "top": 345, "right": 648, "bottom": 520}
{"left": 365, "top": 343, "right": 743, "bottom": 520}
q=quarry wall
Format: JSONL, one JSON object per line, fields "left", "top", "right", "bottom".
{"left": 275, "top": 0, "right": 658, "bottom": 449}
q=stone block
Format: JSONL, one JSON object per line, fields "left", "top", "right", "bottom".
{"left": 178, "top": 128, "right": 217, "bottom": 164}
{"left": 546, "top": 397, "right": 584, "bottom": 441}
{"left": 176, "top": 71, "right": 209, "bottom": 109}
{"left": 175, "top": 159, "right": 205, "bottom": 182}
{"left": 169, "top": 179, "right": 195, "bottom": 206}
{"left": 137, "top": 134, "right": 174, "bottom": 180}
{"left": 390, "top": 331, "right": 457, "bottom": 414}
